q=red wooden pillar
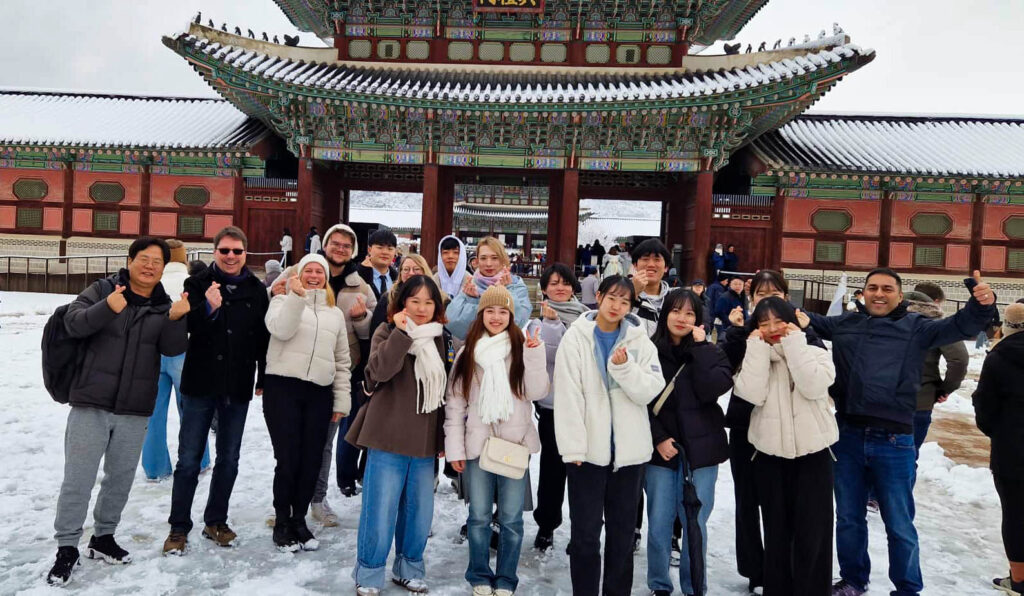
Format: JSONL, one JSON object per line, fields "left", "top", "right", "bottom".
{"left": 878, "top": 190, "right": 893, "bottom": 268}
{"left": 341, "top": 188, "right": 351, "bottom": 224}
{"left": 232, "top": 168, "right": 245, "bottom": 234}
{"left": 687, "top": 170, "right": 714, "bottom": 282}
{"left": 139, "top": 163, "right": 152, "bottom": 236}
{"left": 321, "top": 172, "right": 340, "bottom": 228}
{"left": 547, "top": 172, "right": 564, "bottom": 265}
{"left": 297, "top": 154, "right": 314, "bottom": 236}
{"left": 663, "top": 179, "right": 687, "bottom": 269}
{"left": 524, "top": 227, "right": 533, "bottom": 260}
{"left": 420, "top": 164, "right": 445, "bottom": 265}
{"left": 970, "top": 192, "right": 985, "bottom": 273}
{"left": 60, "top": 160, "right": 74, "bottom": 256}
{"left": 557, "top": 170, "right": 580, "bottom": 266}
{"left": 770, "top": 186, "right": 786, "bottom": 270}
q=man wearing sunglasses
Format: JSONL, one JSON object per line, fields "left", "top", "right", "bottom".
{"left": 164, "top": 226, "right": 270, "bottom": 555}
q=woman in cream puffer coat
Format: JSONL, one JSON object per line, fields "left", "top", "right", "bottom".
{"left": 733, "top": 296, "right": 836, "bottom": 596}
{"left": 263, "top": 254, "right": 352, "bottom": 553}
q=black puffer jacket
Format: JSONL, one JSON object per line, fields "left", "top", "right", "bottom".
{"left": 64, "top": 271, "right": 187, "bottom": 416}
{"left": 974, "top": 331, "right": 1024, "bottom": 476}
{"left": 648, "top": 338, "right": 733, "bottom": 470}
{"left": 180, "top": 264, "right": 270, "bottom": 402}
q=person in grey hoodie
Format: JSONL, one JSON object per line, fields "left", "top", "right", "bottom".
{"left": 531, "top": 263, "right": 589, "bottom": 553}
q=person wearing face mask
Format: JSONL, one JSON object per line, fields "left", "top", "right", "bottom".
{"left": 434, "top": 235, "right": 471, "bottom": 299}
{"left": 359, "top": 229, "right": 399, "bottom": 301}
{"left": 734, "top": 297, "right": 838, "bottom": 596}
{"left": 532, "top": 264, "right": 590, "bottom": 553}
{"left": 447, "top": 236, "right": 532, "bottom": 341}
{"left": 263, "top": 254, "right": 352, "bottom": 553}
{"left": 346, "top": 276, "right": 454, "bottom": 596}
{"left": 800, "top": 267, "right": 996, "bottom": 596}
{"left": 371, "top": 254, "right": 444, "bottom": 338}
{"left": 445, "top": 285, "right": 549, "bottom": 596}
{"left": 645, "top": 289, "right": 733, "bottom": 596}
{"left": 554, "top": 275, "right": 665, "bottom": 596}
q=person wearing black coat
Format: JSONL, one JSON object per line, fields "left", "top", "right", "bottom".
{"left": 974, "top": 303, "right": 1024, "bottom": 594}
{"left": 48, "top": 239, "right": 189, "bottom": 586}
{"left": 165, "top": 227, "right": 271, "bottom": 555}
{"left": 645, "top": 289, "right": 733, "bottom": 596}
{"left": 714, "top": 277, "right": 747, "bottom": 343}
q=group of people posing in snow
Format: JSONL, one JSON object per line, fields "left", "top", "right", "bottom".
{"left": 42, "top": 222, "right": 1024, "bottom": 596}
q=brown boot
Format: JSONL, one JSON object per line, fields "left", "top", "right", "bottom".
{"left": 202, "top": 523, "right": 238, "bottom": 547}
{"left": 162, "top": 531, "right": 188, "bottom": 556}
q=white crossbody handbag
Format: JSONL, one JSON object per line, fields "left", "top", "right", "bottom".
{"left": 479, "top": 423, "right": 530, "bottom": 479}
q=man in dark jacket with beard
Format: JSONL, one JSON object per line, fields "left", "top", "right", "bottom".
{"left": 803, "top": 267, "right": 995, "bottom": 596}
{"left": 47, "top": 238, "right": 189, "bottom": 586}
{"left": 164, "top": 226, "right": 270, "bottom": 555}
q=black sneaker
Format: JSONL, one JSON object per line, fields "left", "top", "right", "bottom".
{"left": 490, "top": 521, "right": 500, "bottom": 551}
{"left": 457, "top": 524, "right": 468, "bottom": 544}
{"left": 291, "top": 518, "right": 320, "bottom": 551}
{"left": 632, "top": 530, "right": 642, "bottom": 554}
{"left": 86, "top": 534, "right": 132, "bottom": 564}
{"left": 651, "top": 591, "right": 671, "bottom": 596}
{"left": 273, "top": 519, "right": 300, "bottom": 553}
{"left": 46, "top": 547, "right": 79, "bottom": 586}
{"left": 534, "top": 532, "right": 553, "bottom": 553}
{"left": 340, "top": 484, "right": 361, "bottom": 498}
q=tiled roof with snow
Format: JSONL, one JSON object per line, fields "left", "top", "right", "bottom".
{"left": 752, "top": 113, "right": 1024, "bottom": 178}
{"left": 0, "top": 89, "right": 269, "bottom": 150}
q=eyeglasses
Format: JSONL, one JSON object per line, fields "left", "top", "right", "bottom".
{"left": 217, "top": 248, "right": 245, "bottom": 255}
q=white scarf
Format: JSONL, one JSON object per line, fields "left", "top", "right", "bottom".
{"left": 474, "top": 331, "right": 514, "bottom": 424}
{"left": 406, "top": 320, "right": 447, "bottom": 414}
{"left": 436, "top": 235, "right": 468, "bottom": 297}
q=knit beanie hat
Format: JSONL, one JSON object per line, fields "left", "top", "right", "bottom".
{"left": 264, "top": 259, "right": 282, "bottom": 275}
{"left": 477, "top": 284, "right": 515, "bottom": 316}
{"left": 1003, "top": 303, "right": 1024, "bottom": 337}
{"left": 167, "top": 239, "right": 187, "bottom": 265}
{"left": 297, "top": 253, "right": 330, "bottom": 276}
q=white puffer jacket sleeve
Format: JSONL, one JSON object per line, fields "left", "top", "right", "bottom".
{"left": 553, "top": 328, "right": 589, "bottom": 464}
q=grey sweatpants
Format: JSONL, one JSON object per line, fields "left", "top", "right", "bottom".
{"left": 54, "top": 407, "right": 148, "bottom": 547}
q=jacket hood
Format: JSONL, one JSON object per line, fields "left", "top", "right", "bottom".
{"left": 994, "top": 330, "right": 1024, "bottom": 360}
{"left": 906, "top": 299, "right": 943, "bottom": 320}
{"left": 578, "top": 310, "right": 644, "bottom": 337}
{"left": 323, "top": 223, "right": 359, "bottom": 256}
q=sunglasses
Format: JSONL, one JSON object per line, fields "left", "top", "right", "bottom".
{"left": 217, "top": 248, "right": 245, "bottom": 255}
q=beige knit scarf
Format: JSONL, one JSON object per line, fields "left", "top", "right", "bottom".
{"left": 406, "top": 320, "right": 447, "bottom": 414}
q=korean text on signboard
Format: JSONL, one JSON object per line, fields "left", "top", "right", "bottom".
{"left": 473, "top": 0, "right": 545, "bottom": 14}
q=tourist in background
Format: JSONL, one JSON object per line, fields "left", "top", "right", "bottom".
{"left": 445, "top": 285, "right": 549, "bottom": 596}
{"left": 47, "top": 238, "right": 189, "bottom": 586}
{"left": 346, "top": 276, "right": 452, "bottom": 595}
{"left": 645, "top": 289, "right": 732, "bottom": 596}
{"left": 164, "top": 226, "right": 270, "bottom": 555}
{"left": 532, "top": 264, "right": 589, "bottom": 553}
{"left": 142, "top": 239, "right": 210, "bottom": 481}
{"left": 724, "top": 244, "right": 739, "bottom": 274}
{"left": 554, "top": 275, "right": 665, "bottom": 596}
{"left": 602, "top": 245, "right": 624, "bottom": 278}
{"left": 580, "top": 266, "right": 600, "bottom": 309}
{"left": 801, "top": 268, "right": 996, "bottom": 596}
{"left": 264, "top": 259, "right": 283, "bottom": 288}
{"left": 591, "top": 239, "right": 606, "bottom": 269}
{"left": 974, "top": 302, "right": 1024, "bottom": 596}
{"left": 714, "top": 276, "right": 747, "bottom": 343}
{"left": 359, "top": 229, "right": 399, "bottom": 301}
{"left": 708, "top": 243, "right": 725, "bottom": 282}
{"left": 435, "top": 234, "right": 470, "bottom": 300}
{"left": 447, "top": 236, "right": 532, "bottom": 340}
{"left": 263, "top": 254, "right": 351, "bottom": 552}
{"left": 306, "top": 227, "right": 321, "bottom": 255}
{"left": 847, "top": 289, "right": 864, "bottom": 312}
{"left": 734, "top": 296, "right": 837, "bottom": 596}
{"left": 280, "top": 228, "right": 293, "bottom": 266}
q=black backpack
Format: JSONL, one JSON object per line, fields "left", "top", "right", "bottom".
{"left": 41, "top": 302, "right": 83, "bottom": 404}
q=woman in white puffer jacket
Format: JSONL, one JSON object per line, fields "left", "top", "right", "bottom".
{"left": 733, "top": 296, "right": 837, "bottom": 596}
{"left": 263, "top": 254, "right": 352, "bottom": 553}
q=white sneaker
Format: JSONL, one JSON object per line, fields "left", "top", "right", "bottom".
{"left": 472, "top": 587, "right": 494, "bottom": 596}
{"left": 494, "top": 590, "right": 514, "bottom": 596}
{"left": 392, "top": 577, "right": 429, "bottom": 593}
{"left": 311, "top": 500, "right": 339, "bottom": 527}
{"left": 355, "top": 586, "right": 380, "bottom": 596}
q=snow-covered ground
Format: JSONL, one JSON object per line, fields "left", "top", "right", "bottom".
{"left": 0, "top": 291, "right": 1009, "bottom": 595}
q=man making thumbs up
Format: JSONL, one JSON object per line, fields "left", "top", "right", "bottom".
{"left": 799, "top": 268, "right": 995, "bottom": 596}
{"left": 48, "top": 237, "right": 188, "bottom": 586}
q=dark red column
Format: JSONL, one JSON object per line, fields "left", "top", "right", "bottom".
{"left": 878, "top": 190, "right": 893, "bottom": 267}
{"left": 420, "top": 164, "right": 441, "bottom": 265}
{"left": 686, "top": 170, "right": 714, "bottom": 281}
{"left": 60, "top": 159, "right": 74, "bottom": 257}
{"left": 341, "top": 188, "right": 351, "bottom": 224}
{"left": 139, "top": 163, "right": 152, "bottom": 236}
{"left": 297, "top": 155, "right": 314, "bottom": 235}
{"left": 547, "top": 172, "right": 564, "bottom": 265}
{"left": 557, "top": 170, "right": 581, "bottom": 267}
{"left": 770, "top": 186, "right": 786, "bottom": 270}
{"left": 970, "top": 192, "right": 985, "bottom": 273}
{"left": 663, "top": 179, "right": 687, "bottom": 265}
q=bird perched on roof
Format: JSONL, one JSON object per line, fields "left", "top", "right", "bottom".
{"left": 787, "top": 37, "right": 796, "bottom": 46}
{"left": 284, "top": 34, "right": 300, "bottom": 46}
{"left": 834, "top": 22, "right": 844, "bottom": 35}
{"left": 208, "top": 19, "right": 214, "bottom": 28}
{"left": 745, "top": 44, "right": 752, "bottom": 53}
{"left": 273, "top": 35, "right": 280, "bottom": 44}
{"left": 262, "top": 31, "right": 269, "bottom": 41}
{"left": 803, "top": 34, "right": 811, "bottom": 43}
{"left": 220, "top": 22, "right": 227, "bottom": 32}
{"left": 194, "top": 11, "right": 201, "bottom": 24}
{"left": 247, "top": 28, "right": 255, "bottom": 38}
{"left": 758, "top": 41, "right": 767, "bottom": 51}
{"left": 234, "top": 26, "right": 242, "bottom": 35}
{"left": 724, "top": 42, "right": 741, "bottom": 55}
{"left": 818, "top": 29, "right": 827, "bottom": 39}
{"left": 771, "top": 39, "right": 780, "bottom": 50}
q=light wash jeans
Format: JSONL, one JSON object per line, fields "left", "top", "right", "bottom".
{"left": 463, "top": 459, "right": 528, "bottom": 592}
{"left": 141, "top": 354, "right": 209, "bottom": 479}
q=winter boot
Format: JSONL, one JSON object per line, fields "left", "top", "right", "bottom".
{"left": 273, "top": 520, "right": 300, "bottom": 553}
{"left": 831, "top": 579, "right": 867, "bottom": 596}
{"left": 993, "top": 575, "right": 1024, "bottom": 595}
{"left": 533, "top": 531, "right": 553, "bottom": 553}
{"left": 292, "top": 518, "right": 320, "bottom": 551}
{"left": 669, "top": 536, "right": 681, "bottom": 567}
{"left": 202, "top": 523, "right": 238, "bottom": 547}
{"left": 163, "top": 531, "right": 188, "bottom": 556}
{"left": 340, "top": 484, "right": 361, "bottom": 498}
{"left": 86, "top": 534, "right": 132, "bottom": 564}
{"left": 311, "top": 499, "right": 339, "bottom": 527}
{"left": 632, "top": 529, "right": 642, "bottom": 554}
{"left": 45, "top": 547, "right": 80, "bottom": 586}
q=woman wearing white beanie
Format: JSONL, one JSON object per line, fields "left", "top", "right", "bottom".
{"left": 263, "top": 254, "right": 352, "bottom": 553}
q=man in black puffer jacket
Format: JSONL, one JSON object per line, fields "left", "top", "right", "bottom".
{"left": 803, "top": 267, "right": 996, "bottom": 596}
{"left": 165, "top": 226, "right": 270, "bottom": 554}
{"left": 47, "top": 238, "right": 189, "bottom": 586}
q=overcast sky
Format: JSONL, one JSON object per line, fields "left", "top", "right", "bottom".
{"left": 1, "top": 0, "right": 1021, "bottom": 116}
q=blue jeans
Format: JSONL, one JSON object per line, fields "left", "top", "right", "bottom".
{"left": 335, "top": 387, "right": 364, "bottom": 489}
{"left": 646, "top": 462, "right": 718, "bottom": 595}
{"left": 463, "top": 459, "right": 528, "bottom": 592}
{"left": 168, "top": 395, "right": 249, "bottom": 534}
{"left": 912, "top": 410, "right": 932, "bottom": 456}
{"left": 834, "top": 423, "right": 923, "bottom": 596}
{"left": 141, "top": 354, "right": 209, "bottom": 479}
{"left": 353, "top": 449, "right": 435, "bottom": 589}
{"left": 976, "top": 331, "right": 988, "bottom": 349}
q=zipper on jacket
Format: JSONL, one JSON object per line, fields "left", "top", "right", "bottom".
{"left": 305, "top": 292, "right": 320, "bottom": 378}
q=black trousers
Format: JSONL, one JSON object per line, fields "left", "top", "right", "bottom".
{"left": 263, "top": 375, "right": 333, "bottom": 521}
{"left": 754, "top": 448, "right": 834, "bottom": 596}
{"left": 994, "top": 473, "right": 1024, "bottom": 561}
{"left": 729, "top": 427, "right": 764, "bottom": 586}
{"left": 534, "top": 407, "right": 567, "bottom": 535}
{"left": 566, "top": 462, "right": 645, "bottom": 596}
